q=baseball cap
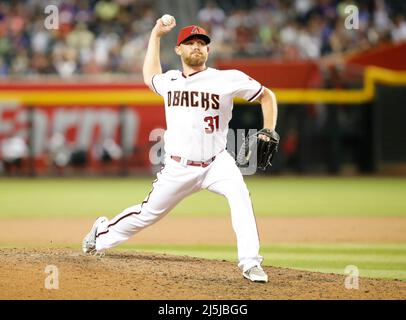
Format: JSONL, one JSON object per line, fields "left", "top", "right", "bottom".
{"left": 176, "top": 25, "right": 211, "bottom": 46}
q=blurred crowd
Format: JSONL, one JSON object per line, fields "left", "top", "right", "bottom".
{"left": 0, "top": 0, "right": 156, "bottom": 78}
{"left": 0, "top": 0, "right": 405, "bottom": 78}
{"left": 199, "top": 0, "right": 406, "bottom": 60}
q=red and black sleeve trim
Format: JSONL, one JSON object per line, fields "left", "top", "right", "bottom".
{"left": 151, "top": 74, "right": 161, "bottom": 96}
{"left": 248, "top": 85, "right": 264, "bottom": 102}
{"left": 95, "top": 164, "right": 165, "bottom": 239}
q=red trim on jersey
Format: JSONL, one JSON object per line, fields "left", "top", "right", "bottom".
{"left": 151, "top": 74, "right": 161, "bottom": 96}
{"left": 140, "top": 163, "right": 164, "bottom": 207}
{"left": 95, "top": 211, "right": 140, "bottom": 238}
{"left": 181, "top": 67, "right": 208, "bottom": 78}
{"left": 96, "top": 164, "right": 165, "bottom": 239}
{"left": 248, "top": 85, "right": 264, "bottom": 102}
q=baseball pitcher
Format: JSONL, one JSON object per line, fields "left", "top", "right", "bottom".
{"left": 83, "top": 16, "right": 279, "bottom": 283}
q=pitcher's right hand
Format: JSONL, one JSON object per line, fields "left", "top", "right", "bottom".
{"left": 152, "top": 16, "right": 176, "bottom": 38}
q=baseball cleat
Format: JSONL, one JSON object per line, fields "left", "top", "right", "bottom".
{"left": 82, "top": 216, "right": 108, "bottom": 255}
{"left": 243, "top": 266, "right": 268, "bottom": 283}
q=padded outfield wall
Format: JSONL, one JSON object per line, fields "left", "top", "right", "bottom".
{"left": 0, "top": 66, "right": 405, "bottom": 175}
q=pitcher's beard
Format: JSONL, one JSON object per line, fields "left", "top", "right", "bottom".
{"left": 183, "top": 53, "right": 207, "bottom": 67}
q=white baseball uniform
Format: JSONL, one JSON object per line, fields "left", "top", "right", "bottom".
{"left": 95, "top": 67, "right": 265, "bottom": 272}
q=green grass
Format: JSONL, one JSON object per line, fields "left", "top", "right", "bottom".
{"left": 1, "top": 176, "right": 404, "bottom": 282}
{"left": 0, "top": 177, "right": 405, "bottom": 218}
{"left": 116, "top": 243, "right": 406, "bottom": 281}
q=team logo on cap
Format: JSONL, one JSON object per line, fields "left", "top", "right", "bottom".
{"left": 191, "top": 26, "right": 199, "bottom": 34}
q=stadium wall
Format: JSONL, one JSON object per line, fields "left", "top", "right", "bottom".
{"left": 0, "top": 65, "right": 405, "bottom": 175}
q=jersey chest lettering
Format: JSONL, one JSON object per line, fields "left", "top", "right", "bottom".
{"left": 167, "top": 91, "right": 220, "bottom": 111}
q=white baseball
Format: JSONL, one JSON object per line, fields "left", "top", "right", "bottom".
{"left": 161, "top": 14, "right": 174, "bottom": 26}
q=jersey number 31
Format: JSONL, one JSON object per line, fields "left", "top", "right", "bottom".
{"left": 204, "top": 115, "right": 219, "bottom": 134}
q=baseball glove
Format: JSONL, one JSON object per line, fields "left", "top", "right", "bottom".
{"left": 236, "top": 128, "right": 280, "bottom": 171}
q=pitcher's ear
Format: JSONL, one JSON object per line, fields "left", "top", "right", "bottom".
{"left": 174, "top": 46, "right": 181, "bottom": 56}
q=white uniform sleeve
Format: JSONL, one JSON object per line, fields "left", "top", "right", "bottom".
{"left": 151, "top": 73, "right": 166, "bottom": 96}
{"left": 232, "top": 70, "right": 264, "bottom": 102}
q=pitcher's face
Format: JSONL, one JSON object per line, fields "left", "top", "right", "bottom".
{"left": 176, "top": 37, "right": 209, "bottom": 67}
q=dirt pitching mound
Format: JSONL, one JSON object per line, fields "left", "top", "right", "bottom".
{"left": 0, "top": 248, "right": 405, "bottom": 300}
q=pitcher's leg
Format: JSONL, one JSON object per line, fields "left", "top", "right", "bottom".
{"left": 96, "top": 162, "right": 199, "bottom": 251}
{"left": 95, "top": 203, "right": 148, "bottom": 250}
{"left": 202, "top": 151, "right": 263, "bottom": 271}
{"left": 202, "top": 151, "right": 264, "bottom": 271}
{"left": 207, "top": 179, "right": 263, "bottom": 271}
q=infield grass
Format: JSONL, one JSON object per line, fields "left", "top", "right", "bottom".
{"left": 0, "top": 176, "right": 405, "bottom": 218}
{"left": 1, "top": 176, "right": 405, "bottom": 281}
{"left": 118, "top": 243, "right": 406, "bottom": 281}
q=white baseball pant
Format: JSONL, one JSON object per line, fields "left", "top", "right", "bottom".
{"left": 95, "top": 150, "right": 263, "bottom": 271}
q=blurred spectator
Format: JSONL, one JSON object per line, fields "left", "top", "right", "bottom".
{"left": 0, "top": 57, "right": 8, "bottom": 75}
{"left": 0, "top": 0, "right": 404, "bottom": 77}
{"left": 70, "top": 149, "right": 87, "bottom": 167}
{"left": 280, "top": 20, "right": 299, "bottom": 45}
{"left": 206, "top": 0, "right": 405, "bottom": 59}
{"left": 53, "top": 42, "right": 78, "bottom": 78}
{"left": 1, "top": 135, "right": 28, "bottom": 174}
{"left": 198, "top": 0, "right": 225, "bottom": 26}
{"left": 95, "top": 0, "right": 120, "bottom": 21}
{"left": 49, "top": 132, "right": 71, "bottom": 168}
{"left": 197, "top": 0, "right": 230, "bottom": 57}
{"left": 373, "top": 0, "right": 392, "bottom": 34}
{"left": 391, "top": 15, "right": 406, "bottom": 43}
{"left": 0, "top": 0, "right": 154, "bottom": 78}
{"left": 295, "top": 0, "right": 314, "bottom": 19}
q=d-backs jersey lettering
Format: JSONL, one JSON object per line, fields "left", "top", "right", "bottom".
{"left": 151, "top": 67, "right": 264, "bottom": 161}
